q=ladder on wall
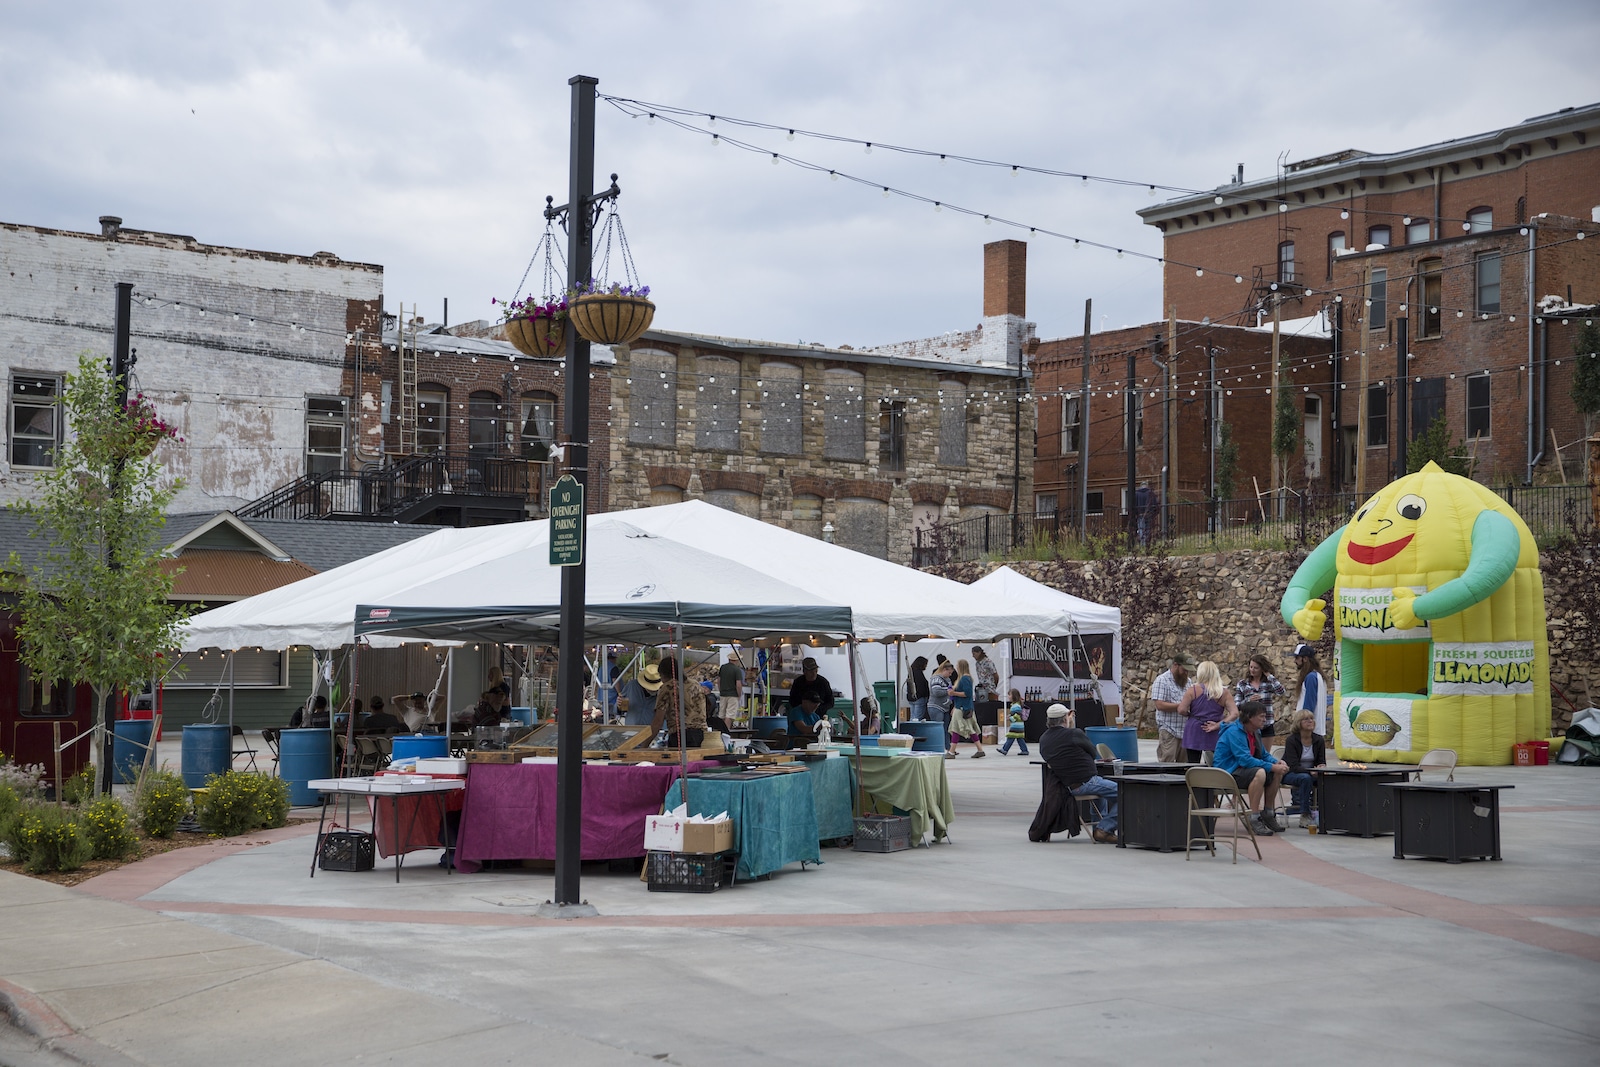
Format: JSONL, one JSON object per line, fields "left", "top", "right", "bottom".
{"left": 396, "top": 303, "right": 418, "bottom": 454}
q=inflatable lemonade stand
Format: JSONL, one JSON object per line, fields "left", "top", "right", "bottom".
{"left": 1280, "top": 462, "right": 1549, "bottom": 765}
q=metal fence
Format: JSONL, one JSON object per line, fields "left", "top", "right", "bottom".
{"left": 913, "top": 483, "right": 1594, "bottom": 567}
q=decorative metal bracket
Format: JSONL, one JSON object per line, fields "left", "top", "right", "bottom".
{"left": 544, "top": 173, "right": 622, "bottom": 234}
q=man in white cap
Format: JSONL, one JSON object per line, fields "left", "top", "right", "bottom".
{"left": 1039, "top": 703, "right": 1119, "bottom": 844}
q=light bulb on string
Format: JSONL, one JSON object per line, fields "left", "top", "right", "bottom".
{"left": 863, "top": 142, "right": 872, "bottom": 154}
{"left": 786, "top": 129, "right": 794, "bottom": 141}
{"left": 770, "top": 154, "right": 779, "bottom": 165}
{"left": 1341, "top": 209, "right": 1349, "bottom": 219}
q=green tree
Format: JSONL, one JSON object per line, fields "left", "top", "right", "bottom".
{"left": 1572, "top": 320, "right": 1600, "bottom": 443}
{"left": 1215, "top": 421, "right": 1239, "bottom": 500}
{"left": 1406, "top": 411, "right": 1471, "bottom": 476}
{"left": 2, "top": 354, "right": 188, "bottom": 796}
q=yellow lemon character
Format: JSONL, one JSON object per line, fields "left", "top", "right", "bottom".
{"left": 1280, "top": 462, "right": 1549, "bottom": 765}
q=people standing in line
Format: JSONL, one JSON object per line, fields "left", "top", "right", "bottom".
{"left": 1150, "top": 652, "right": 1197, "bottom": 763}
{"left": 1233, "top": 654, "right": 1287, "bottom": 739}
{"left": 1178, "top": 660, "right": 1238, "bottom": 764}
{"left": 948, "top": 659, "right": 985, "bottom": 757}
{"left": 905, "top": 656, "right": 931, "bottom": 721}
{"left": 1292, "top": 642, "right": 1329, "bottom": 737}
{"left": 971, "top": 645, "right": 1000, "bottom": 706}
{"left": 1039, "top": 703, "right": 1119, "bottom": 844}
{"left": 1212, "top": 701, "right": 1290, "bottom": 836}
{"left": 997, "top": 689, "right": 1030, "bottom": 756}
{"left": 618, "top": 662, "right": 662, "bottom": 727}
{"left": 928, "top": 660, "right": 955, "bottom": 757}
{"left": 1281, "top": 708, "right": 1326, "bottom": 828}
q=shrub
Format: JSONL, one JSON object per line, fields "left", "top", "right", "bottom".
{"left": 12, "top": 804, "right": 93, "bottom": 873}
{"left": 0, "top": 781, "right": 20, "bottom": 853}
{"left": 137, "top": 770, "right": 190, "bottom": 838}
{"left": 0, "top": 759, "right": 47, "bottom": 800}
{"left": 80, "top": 797, "right": 139, "bottom": 860}
{"left": 60, "top": 766, "right": 96, "bottom": 806}
{"left": 195, "top": 771, "right": 289, "bottom": 837}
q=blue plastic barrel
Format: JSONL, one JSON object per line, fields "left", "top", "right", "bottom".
{"left": 111, "top": 719, "right": 155, "bottom": 784}
{"left": 899, "top": 720, "right": 947, "bottom": 753}
{"left": 180, "top": 724, "right": 232, "bottom": 789}
{"left": 508, "top": 706, "right": 533, "bottom": 725}
{"left": 752, "top": 715, "right": 789, "bottom": 740}
{"left": 391, "top": 734, "right": 448, "bottom": 762}
{"left": 1086, "top": 726, "right": 1138, "bottom": 762}
{"left": 279, "top": 728, "right": 334, "bottom": 806}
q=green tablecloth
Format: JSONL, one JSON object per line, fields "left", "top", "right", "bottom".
{"left": 666, "top": 771, "right": 821, "bottom": 879}
{"left": 858, "top": 753, "right": 953, "bottom": 842}
{"left": 801, "top": 756, "right": 856, "bottom": 841}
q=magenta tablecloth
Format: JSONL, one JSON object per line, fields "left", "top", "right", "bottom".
{"left": 453, "top": 761, "right": 714, "bottom": 872}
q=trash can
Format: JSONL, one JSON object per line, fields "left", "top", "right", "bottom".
{"left": 752, "top": 715, "right": 789, "bottom": 741}
{"left": 508, "top": 706, "right": 534, "bottom": 725}
{"left": 391, "top": 734, "right": 449, "bottom": 762}
{"left": 111, "top": 718, "right": 155, "bottom": 784}
{"left": 180, "top": 723, "right": 232, "bottom": 789}
{"left": 1086, "top": 726, "right": 1138, "bottom": 763}
{"left": 872, "top": 681, "right": 897, "bottom": 723}
{"left": 279, "top": 728, "right": 334, "bottom": 807}
{"left": 899, "top": 720, "right": 946, "bottom": 753}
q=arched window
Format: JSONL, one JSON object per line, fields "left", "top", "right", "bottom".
{"left": 1466, "top": 206, "right": 1493, "bottom": 233}
{"left": 1367, "top": 225, "right": 1391, "bottom": 248}
{"left": 696, "top": 354, "right": 741, "bottom": 451}
{"left": 939, "top": 379, "right": 967, "bottom": 467}
{"left": 519, "top": 391, "right": 557, "bottom": 460}
{"left": 760, "top": 362, "right": 801, "bottom": 455}
{"left": 823, "top": 368, "right": 864, "bottom": 461}
{"left": 1277, "top": 240, "right": 1295, "bottom": 283}
{"left": 630, "top": 350, "right": 676, "bottom": 446}
{"left": 468, "top": 391, "right": 504, "bottom": 455}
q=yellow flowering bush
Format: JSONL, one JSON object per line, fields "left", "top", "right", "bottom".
{"left": 11, "top": 804, "right": 92, "bottom": 873}
{"left": 195, "top": 771, "right": 289, "bottom": 837}
{"left": 80, "top": 797, "right": 139, "bottom": 860}
{"left": 136, "top": 770, "right": 190, "bottom": 838}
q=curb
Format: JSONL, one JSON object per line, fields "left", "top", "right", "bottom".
{"left": 0, "top": 977, "right": 144, "bottom": 1067}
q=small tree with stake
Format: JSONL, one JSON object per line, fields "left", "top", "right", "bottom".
{"left": 2, "top": 353, "right": 188, "bottom": 796}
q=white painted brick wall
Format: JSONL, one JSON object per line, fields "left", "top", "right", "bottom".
{"left": 0, "top": 222, "right": 382, "bottom": 513}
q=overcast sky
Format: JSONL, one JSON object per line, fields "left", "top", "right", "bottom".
{"left": 4, "top": 1, "right": 1597, "bottom": 348}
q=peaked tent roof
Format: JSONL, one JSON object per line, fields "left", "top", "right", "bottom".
{"left": 968, "top": 566, "right": 1121, "bottom": 634}
{"left": 610, "top": 501, "right": 1082, "bottom": 641}
{"left": 354, "top": 520, "right": 851, "bottom": 646}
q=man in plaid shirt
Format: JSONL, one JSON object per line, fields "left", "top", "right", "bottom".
{"left": 1150, "top": 652, "right": 1197, "bottom": 764}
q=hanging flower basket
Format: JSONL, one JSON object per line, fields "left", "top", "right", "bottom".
{"left": 569, "top": 284, "right": 654, "bottom": 347}
{"left": 121, "top": 394, "right": 181, "bottom": 459}
{"left": 504, "top": 314, "right": 566, "bottom": 358}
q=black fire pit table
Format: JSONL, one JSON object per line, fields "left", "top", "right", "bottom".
{"left": 1381, "top": 781, "right": 1513, "bottom": 863}
{"left": 1312, "top": 764, "right": 1423, "bottom": 837}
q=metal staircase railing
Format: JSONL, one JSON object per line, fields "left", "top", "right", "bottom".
{"left": 238, "top": 453, "right": 553, "bottom": 522}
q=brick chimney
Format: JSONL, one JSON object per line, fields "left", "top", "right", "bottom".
{"left": 983, "top": 239, "right": 1026, "bottom": 318}
{"left": 99, "top": 215, "right": 122, "bottom": 238}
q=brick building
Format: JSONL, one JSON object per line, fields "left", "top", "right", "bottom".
{"left": 0, "top": 216, "right": 382, "bottom": 512}
{"left": 605, "top": 241, "right": 1035, "bottom": 563}
{"left": 1030, "top": 315, "right": 1333, "bottom": 528}
{"left": 1137, "top": 103, "right": 1600, "bottom": 490}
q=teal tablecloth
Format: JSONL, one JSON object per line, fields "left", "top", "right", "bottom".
{"left": 801, "top": 756, "right": 856, "bottom": 841}
{"left": 665, "top": 771, "right": 821, "bottom": 879}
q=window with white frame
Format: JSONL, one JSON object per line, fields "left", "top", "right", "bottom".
{"left": 1405, "top": 219, "right": 1431, "bottom": 244}
{"left": 10, "top": 374, "right": 62, "bottom": 468}
{"left": 520, "top": 392, "right": 557, "bottom": 459}
{"left": 1475, "top": 252, "right": 1501, "bottom": 313}
{"left": 1466, "top": 207, "right": 1493, "bottom": 233}
{"left": 417, "top": 386, "right": 447, "bottom": 452}
{"left": 305, "top": 396, "right": 348, "bottom": 476}
{"left": 1061, "top": 393, "right": 1081, "bottom": 455}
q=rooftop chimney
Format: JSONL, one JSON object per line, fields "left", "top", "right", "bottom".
{"left": 983, "top": 240, "right": 1027, "bottom": 318}
{"left": 99, "top": 215, "right": 122, "bottom": 238}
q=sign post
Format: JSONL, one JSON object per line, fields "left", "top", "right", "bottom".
{"left": 549, "top": 475, "right": 585, "bottom": 568}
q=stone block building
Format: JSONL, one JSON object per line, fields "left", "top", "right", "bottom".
{"left": 605, "top": 241, "right": 1036, "bottom": 562}
{"left": 1135, "top": 102, "right": 1600, "bottom": 490}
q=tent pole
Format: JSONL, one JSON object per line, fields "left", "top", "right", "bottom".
{"left": 675, "top": 623, "right": 689, "bottom": 812}
{"left": 848, "top": 636, "right": 862, "bottom": 818}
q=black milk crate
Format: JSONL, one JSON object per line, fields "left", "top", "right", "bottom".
{"left": 853, "top": 814, "right": 912, "bottom": 853}
{"left": 646, "top": 849, "right": 737, "bottom": 893}
{"left": 318, "top": 830, "right": 376, "bottom": 872}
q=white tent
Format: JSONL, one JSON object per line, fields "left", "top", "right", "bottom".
{"left": 968, "top": 565, "right": 1122, "bottom": 707}
{"left": 614, "top": 501, "right": 1081, "bottom": 642}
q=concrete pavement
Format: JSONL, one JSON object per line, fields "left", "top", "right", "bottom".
{"left": 2, "top": 745, "right": 1598, "bottom": 1065}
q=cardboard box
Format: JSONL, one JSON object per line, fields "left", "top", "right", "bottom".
{"left": 643, "top": 814, "right": 733, "bottom": 853}
{"left": 413, "top": 757, "right": 468, "bottom": 775}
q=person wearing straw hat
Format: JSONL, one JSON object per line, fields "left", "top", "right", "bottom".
{"left": 618, "top": 662, "right": 663, "bottom": 726}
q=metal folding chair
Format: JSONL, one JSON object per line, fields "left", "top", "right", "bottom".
{"left": 261, "top": 728, "right": 281, "bottom": 775}
{"left": 231, "top": 725, "right": 260, "bottom": 773}
{"left": 1184, "top": 765, "right": 1261, "bottom": 863}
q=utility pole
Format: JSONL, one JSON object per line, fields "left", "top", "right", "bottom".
{"left": 1395, "top": 315, "right": 1409, "bottom": 476}
{"left": 552, "top": 74, "right": 598, "bottom": 915}
{"left": 1078, "top": 300, "right": 1091, "bottom": 541}
{"left": 101, "top": 282, "right": 134, "bottom": 793}
{"left": 1270, "top": 293, "right": 1282, "bottom": 502}
{"left": 1355, "top": 271, "right": 1372, "bottom": 495}
{"left": 1207, "top": 338, "right": 1217, "bottom": 503}
{"left": 1166, "top": 304, "right": 1177, "bottom": 520}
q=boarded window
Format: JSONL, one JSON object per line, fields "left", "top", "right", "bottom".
{"left": 696, "top": 355, "right": 740, "bottom": 451}
{"left": 760, "top": 362, "right": 801, "bottom": 455}
{"left": 705, "top": 488, "right": 760, "bottom": 518}
{"left": 792, "top": 493, "right": 823, "bottom": 538}
{"left": 824, "top": 369, "right": 864, "bottom": 461}
{"left": 835, "top": 497, "right": 888, "bottom": 559}
{"left": 630, "top": 350, "right": 677, "bottom": 446}
{"left": 650, "top": 484, "right": 684, "bottom": 506}
{"left": 939, "top": 380, "right": 967, "bottom": 466}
